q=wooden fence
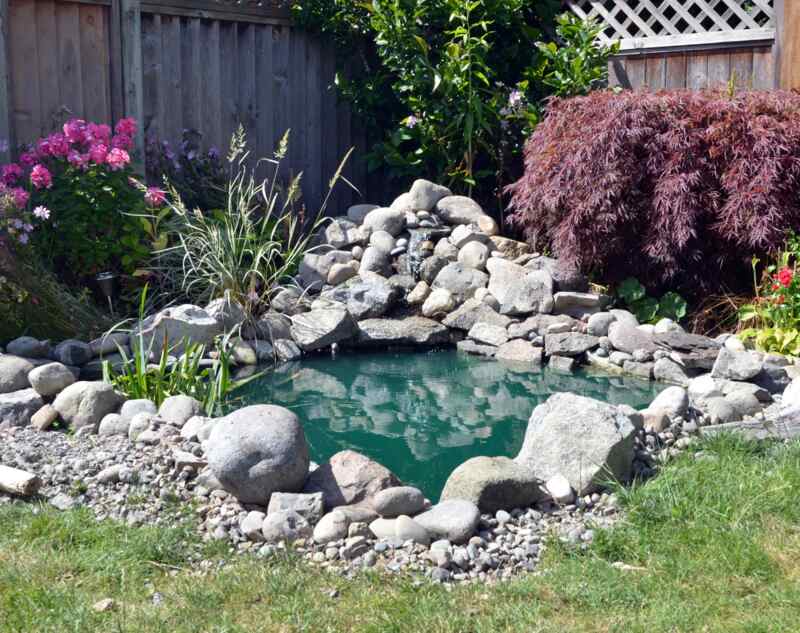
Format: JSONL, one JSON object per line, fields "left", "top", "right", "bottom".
{"left": 568, "top": 0, "right": 800, "bottom": 92}
{"left": 0, "top": 0, "right": 368, "bottom": 212}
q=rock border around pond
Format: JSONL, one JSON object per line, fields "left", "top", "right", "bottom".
{"left": 2, "top": 178, "right": 800, "bottom": 583}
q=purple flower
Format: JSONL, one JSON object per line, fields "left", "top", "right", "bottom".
{"left": 208, "top": 147, "right": 220, "bottom": 160}
{"left": 405, "top": 115, "right": 419, "bottom": 129}
{"left": 508, "top": 90, "right": 523, "bottom": 108}
{"left": 18, "top": 233, "right": 29, "bottom": 244}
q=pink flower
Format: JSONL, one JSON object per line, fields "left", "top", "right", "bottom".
{"left": 48, "top": 133, "right": 70, "bottom": 157}
{"left": 144, "top": 187, "right": 166, "bottom": 207}
{"left": 89, "top": 143, "right": 108, "bottom": 165}
{"left": 30, "top": 164, "right": 52, "bottom": 189}
{"left": 19, "top": 152, "right": 37, "bottom": 168}
{"left": 115, "top": 117, "right": 137, "bottom": 138}
{"left": 106, "top": 148, "right": 130, "bottom": 171}
{"left": 1, "top": 163, "right": 23, "bottom": 185}
{"left": 63, "top": 118, "right": 87, "bottom": 144}
{"left": 111, "top": 134, "right": 133, "bottom": 150}
{"left": 67, "top": 151, "right": 89, "bottom": 170}
{"left": 33, "top": 205, "right": 50, "bottom": 220}
{"left": 11, "top": 187, "right": 29, "bottom": 208}
{"left": 87, "top": 123, "right": 112, "bottom": 143}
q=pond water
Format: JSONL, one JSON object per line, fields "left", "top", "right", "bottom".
{"left": 234, "top": 349, "right": 664, "bottom": 500}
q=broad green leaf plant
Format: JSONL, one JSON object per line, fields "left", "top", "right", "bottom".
{"left": 617, "top": 277, "right": 688, "bottom": 324}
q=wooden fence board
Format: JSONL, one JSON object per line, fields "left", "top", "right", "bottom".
{"left": 0, "top": 0, "right": 11, "bottom": 161}
{"left": 56, "top": 2, "right": 84, "bottom": 118}
{"left": 9, "top": 0, "right": 41, "bottom": 143}
{"left": 645, "top": 55, "right": 666, "bottom": 90}
{"left": 34, "top": 0, "right": 58, "bottom": 131}
{"left": 271, "top": 23, "right": 289, "bottom": 178}
{"left": 664, "top": 53, "right": 687, "bottom": 89}
{"left": 79, "top": 3, "right": 110, "bottom": 122}
{"left": 201, "top": 18, "right": 221, "bottom": 149}
{"left": 161, "top": 15, "right": 181, "bottom": 140}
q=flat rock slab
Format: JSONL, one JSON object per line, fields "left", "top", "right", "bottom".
{"left": 414, "top": 499, "right": 480, "bottom": 544}
{"left": 700, "top": 414, "right": 800, "bottom": 441}
{"left": 354, "top": 318, "right": 451, "bottom": 346}
{"left": 544, "top": 332, "right": 599, "bottom": 357}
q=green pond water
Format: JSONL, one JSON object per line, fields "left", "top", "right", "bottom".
{"left": 235, "top": 349, "right": 664, "bottom": 500}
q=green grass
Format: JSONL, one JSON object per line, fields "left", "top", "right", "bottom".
{"left": 2, "top": 435, "right": 800, "bottom": 632}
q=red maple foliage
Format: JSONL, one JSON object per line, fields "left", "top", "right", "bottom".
{"left": 506, "top": 90, "right": 800, "bottom": 298}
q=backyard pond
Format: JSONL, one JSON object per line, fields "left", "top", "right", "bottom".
{"left": 234, "top": 350, "right": 664, "bottom": 499}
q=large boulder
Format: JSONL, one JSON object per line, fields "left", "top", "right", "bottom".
{"left": 28, "top": 362, "right": 75, "bottom": 397}
{"left": 442, "top": 298, "right": 511, "bottom": 331}
{"left": 206, "top": 405, "right": 309, "bottom": 504}
{"left": 515, "top": 393, "right": 638, "bottom": 495}
{"left": 355, "top": 317, "right": 450, "bottom": 346}
{"left": 607, "top": 322, "right": 658, "bottom": 354}
{"left": 711, "top": 348, "right": 764, "bottom": 381}
{"left": 52, "top": 339, "right": 93, "bottom": 366}
{"left": 158, "top": 395, "right": 202, "bottom": 427}
{"left": 247, "top": 312, "right": 292, "bottom": 343}
{"left": 552, "top": 292, "right": 605, "bottom": 317}
{"left": 322, "top": 275, "right": 400, "bottom": 320}
{"left": 205, "top": 297, "right": 247, "bottom": 331}
{"left": 495, "top": 340, "right": 544, "bottom": 365}
{"left": 134, "top": 304, "right": 221, "bottom": 357}
{"left": 432, "top": 262, "right": 489, "bottom": 304}
{"left": 486, "top": 258, "right": 553, "bottom": 315}
{"left": 435, "top": 196, "right": 487, "bottom": 225}
{"left": 52, "top": 381, "right": 124, "bottom": 431}
{"left": 0, "top": 388, "right": 44, "bottom": 426}
{"left": 414, "top": 499, "right": 480, "bottom": 544}
{"left": 361, "top": 207, "right": 406, "bottom": 237}
{"left": 6, "top": 336, "right": 50, "bottom": 358}
{"left": 304, "top": 449, "right": 401, "bottom": 509}
{"left": 298, "top": 250, "right": 353, "bottom": 289}
{"left": 544, "top": 332, "right": 599, "bottom": 357}
{"left": 0, "top": 356, "right": 34, "bottom": 394}
{"left": 525, "top": 256, "right": 588, "bottom": 292}
{"left": 324, "top": 217, "right": 363, "bottom": 249}
{"left": 440, "top": 456, "right": 543, "bottom": 513}
{"left": 267, "top": 492, "right": 325, "bottom": 524}
{"left": 290, "top": 309, "right": 356, "bottom": 351}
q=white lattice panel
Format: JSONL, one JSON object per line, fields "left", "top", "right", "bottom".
{"left": 568, "top": 0, "right": 775, "bottom": 51}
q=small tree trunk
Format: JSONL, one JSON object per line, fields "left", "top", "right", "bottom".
{"left": 0, "top": 465, "right": 42, "bottom": 496}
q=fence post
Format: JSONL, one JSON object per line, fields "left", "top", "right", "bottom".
{"left": 774, "top": 0, "right": 800, "bottom": 90}
{"left": 0, "top": 0, "right": 12, "bottom": 163}
{"left": 120, "top": 0, "right": 145, "bottom": 167}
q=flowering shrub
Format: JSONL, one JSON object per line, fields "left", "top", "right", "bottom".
{"left": 145, "top": 129, "right": 227, "bottom": 213}
{"left": 506, "top": 90, "right": 800, "bottom": 299}
{"left": 0, "top": 117, "right": 162, "bottom": 282}
{"left": 739, "top": 235, "right": 800, "bottom": 355}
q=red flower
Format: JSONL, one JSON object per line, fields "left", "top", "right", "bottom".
{"left": 777, "top": 267, "right": 794, "bottom": 288}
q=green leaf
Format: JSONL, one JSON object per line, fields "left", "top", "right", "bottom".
{"left": 618, "top": 277, "right": 646, "bottom": 304}
{"left": 658, "top": 291, "right": 688, "bottom": 321}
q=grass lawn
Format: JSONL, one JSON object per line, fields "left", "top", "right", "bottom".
{"left": 2, "top": 435, "right": 800, "bottom": 632}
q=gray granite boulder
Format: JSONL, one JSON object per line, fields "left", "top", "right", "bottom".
{"left": 158, "top": 395, "right": 202, "bottom": 427}
{"left": 52, "top": 339, "right": 93, "bottom": 366}
{"left": 0, "top": 356, "right": 34, "bottom": 394}
{"left": 495, "top": 340, "right": 544, "bottom": 365}
{"left": 711, "top": 348, "right": 763, "bottom": 381}
{"left": 206, "top": 405, "right": 309, "bottom": 504}
{"left": 435, "top": 196, "right": 487, "bottom": 225}
{"left": 6, "top": 336, "right": 50, "bottom": 358}
{"left": 355, "top": 317, "right": 450, "bottom": 347}
{"left": 525, "top": 256, "right": 588, "bottom": 292}
{"left": 28, "top": 362, "right": 75, "bottom": 397}
{"left": 487, "top": 258, "right": 553, "bottom": 315}
{"left": 607, "top": 322, "right": 657, "bottom": 354}
{"left": 414, "top": 499, "right": 480, "bottom": 544}
{"left": 371, "top": 486, "right": 426, "bottom": 518}
{"left": 0, "top": 388, "right": 44, "bottom": 426}
{"left": 362, "top": 207, "right": 406, "bottom": 236}
{"left": 406, "top": 179, "right": 452, "bottom": 212}
{"left": 440, "top": 456, "right": 543, "bottom": 513}
{"left": 52, "top": 381, "right": 124, "bottom": 431}
{"left": 134, "top": 304, "right": 221, "bottom": 357}
{"left": 267, "top": 492, "right": 325, "bottom": 523}
{"left": 544, "top": 332, "right": 599, "bottom": 357}
{"left": 442, "top": 298, "right": 511, "bottom": 332}
{"left": 515, "top": 393, "right": 638, "bottom": 495}
{"left": 290, "top": 309, "right": 356, "bottom": 351}
{"left": 261, "top": 510, "right": 312, "bottom": 543}
{"left": 205, "top": 297, "right": 247, "bottom": 330}
{"left": 432, "top": 262, "right": 489, "bottom": 303}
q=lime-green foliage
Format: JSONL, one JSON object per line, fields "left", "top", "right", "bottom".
{"left": 617, "top": 277, "right": 688, "bottom": 324}
{"left": 103, "top": 286, "right": 263, "bottom": 415}
{"left": 150, "top": 127, "right": 350, "bottom": 315}
{"left": 2, "top": 436, "right": 799, "bottom": 632}
{"left": 740, "top": 234, "right": 800, "bottom": 355}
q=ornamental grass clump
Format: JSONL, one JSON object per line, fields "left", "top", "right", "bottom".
{"left": 506, "top": 90, "right": 800, "bottom": 299}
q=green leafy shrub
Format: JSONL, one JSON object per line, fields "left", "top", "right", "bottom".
{"left": 293, "top": 2, "right": 616, "bottom": 202}
{"left": 739, "top": 235, "right": 800, "bottom": 355}
{"left": 617, "top": 277, "right": 687, "bottom": 324}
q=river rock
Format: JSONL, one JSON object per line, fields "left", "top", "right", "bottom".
{"left": 52, "top": 381, "right": 124, "bottom": 431}
{"left": 355, "top": 317, "right": 450, "bottom": 346}
{"left": 648, "top": 386, "right": 689, "bottom": 417}
{"left": 422, "top": 288, "right": 455, "bottom": 317}
{"left": 158, "top": 395, "right": 202, "bottom": 427}
{"left": 525, "top": 256, "right": 588, "bottom": 292}
{"left": 587, "top": 312, "right": 616, "bottom": 337}
{"left": 711, "top": 348, "right": 764, "bottom": 381}
{"left": 432, "top": 263, "right": 489, "bottom": 303}
{"left": 435, "top": 195, "right": 486, "bottom": 225}
{"left": 406, "top": 179, "right": 452, "bottom": 211}
{"left": 552, "top": 292, "right": 605, "bottom": 317}
{"left": 134, "top": 304, "right": 221, "bottom": 357}
{"left": 27, "top": 362, "right": 75, "bottom": 397}
{"left": 414, "top": 499, "right": 480, "bottom": 544}
{"left": 261, "top": 510, "right": 311, "bottom": 543}
{"left": 313, "top": 509, "right": 350, "bottom": 544}
{"left": 372, "top": 486, "right": 426, "bottom": 517}
{"left": 304, "top": 449, "right": 401, "bottom": 509}
{"left": 487, "top": 258, "right": 553, "bottom": 315}
{"left": 515, "top": 393, "right": 638, "bottom": 495}
{"left": 442, "top": 298, "right": 511, "bottom": 332}
{"left": 52, "top": 339, "right": 93, "bottom": 366}
{"left": 440, "top": 456, "right": 543, "bottom": 513}
{"left": 325, "top": 218, "right": 363, "bottom": 249}
{"left": 0, "top": 356, "right": 33, "bottom": 394}
{"left": 0, "top": 389, "right": 44, "bottom": 426}
{"left": 358, "top": 246, "right": 391, "bottom": 276}
{"left": 607, "top": 322, "right": 657, "bottom": 354}
{"left": 6, "top": 336, "right": 50, "bottom": 358}
{"left": 653, "top": 357, "right": 691, "bottom": 386}
{"left": 347, "top": 204, "right": 378, "bottom": 224}
{"left": 394, "top": 515, "right": 430, "bottom": 545}
{"left": 206, "top": 405, "right": 309, "bottom": 504}
{"left": 495, "top": 340, "right": 543, "bottom": 365}
{"left": 268, "top": 492, "right": 325, "bottom": 523}
{"left": 468, "top": 322, "right": 508, "bottom": 347}
{"left": 298, "top": 250, "right": 353, "bottom": 288}
{"left": 457, "top": 241, "right": 490, "bottom": 271}
{"left": 290, "top": 309, "right": 356, "bottom": 351}
{"left": 205, "top": 297, "right": 247, "bottom": 330}
{"left": 362, "top": 207, "right": 406, "bottom": 237}
{"left": 544, "top": 332, "right": 599, "bottom": 357}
